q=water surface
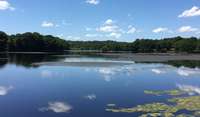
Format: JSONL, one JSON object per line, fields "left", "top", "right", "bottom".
{"left": 0, "top": 53, "right": 200, "bottom": 117}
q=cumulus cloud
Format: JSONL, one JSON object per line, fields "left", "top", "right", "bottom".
{"left": 98, "top": 25, "right": 119, "bottom": 33}
{"left": 85, "top": 33, "right": 103, "bottom": 38}
{"left": 97, "top": 19, "right": 124, "bottom": 39}
{"left": 97, "top": 19, "right": 121, "bottom": 33}
{"left": 105, "top": 19, "right": 114, "bottom": 25}
{"left": 84, "top": 94, "right": 96, "bottom": 100}
{"left": 66, "top": 36, "right": 81, "bottom": 40}
{"left": 86, "top": 0, "right": 100, "bottom": 5}
{"left": 0, "top": 0, "right": 15, "bottom": 11}
{"left": 39, "top": 101, "right": 72, "bottom": 113}
{"left": 107, "top": 32, "right": 121, "bottom": 39}
{"left": 179, "top": 6, "right": 200, "bottom": 18}
{"left": 178, "top": 26, "right": 198, "bottom": 33}
{"left": 177, "top": 67, "right": 200, "bottom": 77}
{"left": 56, "top": 34, "right": 64, "bottom": 38}
{"left": 41, "top": 21, "right": 55, "bottom": 28}
{"left": 152, "top": 27, "right": 170, "bottom": 33}
{"left": 127, "top": 27, "right": 137, "bottom": 34}
{"left": 0, "top": 86, "right": 13, "bottom": 96}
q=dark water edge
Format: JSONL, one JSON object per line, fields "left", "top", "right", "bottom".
{"left": 98, "top": 53, "right": 200, "bottom": 62}
{"left": 0, "top": 52, "right": 200, "bottom": 68}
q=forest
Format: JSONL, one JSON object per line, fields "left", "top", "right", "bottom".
{"left": 68, "top": 37, "right": 200, "bottom": 53}
{"left": 0, "top": 31, "right": 70, "bottom": 52}
{"left": 0, "top": 31, "right": 200, "bottom": 53}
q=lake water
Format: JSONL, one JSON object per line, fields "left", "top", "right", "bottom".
{"left": 0, "top": 53, "right": 200, "bottom": 117}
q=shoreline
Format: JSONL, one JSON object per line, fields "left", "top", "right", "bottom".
{"left": 98, "top": 53, "right": 200, "bottom": 62}
{"left": 0, "top": 52, "right": 200, "bottom": 62}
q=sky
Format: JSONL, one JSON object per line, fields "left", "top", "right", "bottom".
{"left": 0, "top": 0, "right": 200, "bottom": 42}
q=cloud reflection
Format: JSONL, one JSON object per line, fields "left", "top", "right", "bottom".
{"left": 177, "top": 84, "right": 200, "bottom": 95}
{"left": 40, "top": 70, "right": 66, "bottom": 78}
{"left": 84, "top": 94, "right": 96, "bottom": 100}
{"left": 151, "top": 69, "right": 166, "bottom": 74}
{"left": 177, "top": 67, "right": 200, "bottom": 77}
{"left": 41, "top": 70, "right": 53, "bottom": 78}
{"left": 39, "top": 101, "right": 72, "bottom": 113}
{"left": 0, "top": 86, "right": 13, "bottom": 96}
{"left": 97, "top": 65, "right": 136, "bottom": 82}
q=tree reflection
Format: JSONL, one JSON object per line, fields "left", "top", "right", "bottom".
{"left": 0, "top": 53, "right": 66, "bottom": 68}
{"left": 166, "top": 60, "right": 200, "bottom": 68}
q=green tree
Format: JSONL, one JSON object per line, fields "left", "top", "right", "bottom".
{"left": 175, "top": 38, "right": 197, "bottom": 53}
{"left": 0, "top": 31, "right": 8, "bottom": 51}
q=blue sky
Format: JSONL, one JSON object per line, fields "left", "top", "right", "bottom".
{"left": 0, "top": 0, "right": 200, "bottom": 41}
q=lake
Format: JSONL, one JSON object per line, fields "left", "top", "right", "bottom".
{"left": 0, "top": 53, "right": 200, "bottom": 117}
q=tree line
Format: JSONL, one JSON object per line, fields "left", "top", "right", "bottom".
{"left": 0, "top": 31, "right": 70, "bottom": 52}
{"left": 131, "top": 37, "right": 200, "bottom": 53}
{"left": 0, "top": 31, "right": 200, "bottom": 53}
{"left": 68, "top": 37, "right": 200, "bottom": 53}
{"left": 67, "top": 40, "right": 131, "bottom": 52}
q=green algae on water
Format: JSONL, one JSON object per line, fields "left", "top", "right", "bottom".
{"left": 168, "top": 96, "right": 200, "bottom": 111}
{"left": 106, "top": 95, "right": 200, "bottom": 116}
{"left": 106, "top": 103, "right": 177, "bottom": 113}
{"left": 144, "top": 90, "right": 186, "bottom": 96}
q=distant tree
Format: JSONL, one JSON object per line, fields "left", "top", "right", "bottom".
{"left": 155, "top": 40, "right": 172, "bottom": 52}
{"left": 0, "top": 31, "right": 8, "bottom": 51}
{"left": 6, "top": 32, "right": 70, "bottom": 52}
{"left": 1, "top": 31, "right": 200, "bottom": 53}
{"left": 196, "top": 39, "right": 200, "bottom": 52}
{"left": 175, "top": 38, "right": 197, "bottom": 53}
{"left": 131, "top": 39, "right": 156, "bottom": 53}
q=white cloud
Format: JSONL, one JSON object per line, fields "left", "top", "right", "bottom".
{"left": 127, "top": 27, "right": 137, "bottom": 34}
{"left": 41, "top": 21, "right": 55, "bottom": 28}
{"left": 0, "top": 0, "right": 15, "bottom": 11}
{"left": 97, "top": 19, "right": 142, "bottom": 39}
{"left": 107, "top": 32, "right": 121, "bottom": 39}
{"left": 179, "top": 6, "right": 200, "bottom": 18}
{"left": 0, "top": 86, "right": 13, "bottom": 96}
{"left": 56, "top": 34, "right": 64, "bottom": 38}
{"left": 97, "top": 19, "right": 123, "bottom": 35}
{"left": 66, "top": 36, "right": 81, "bottom": 40}
{"left": 39, "top": 102, "right": 72, "bottom": 113}
{"left": 152, "top": 27, "right": 170, "bottom": 33}
{"left": 86, "top": 0, "right": 100, "bottom": 5}
{"left": 98, "top": 25, "right": 119, "bottom": 33}
{"left": 105, "top": 19, "right": 114, "bottom": 25}
{"left": 84, "top": 94, "right": 96, "bottom": 100}
{"left": 85, "top": 34, "right": 102, "bottom": 38}
{"left": 177, "top": 67, "right": 200, "bottom": 77}
{"left": 178, "top": 26, "right": 198, "bottom": 33}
